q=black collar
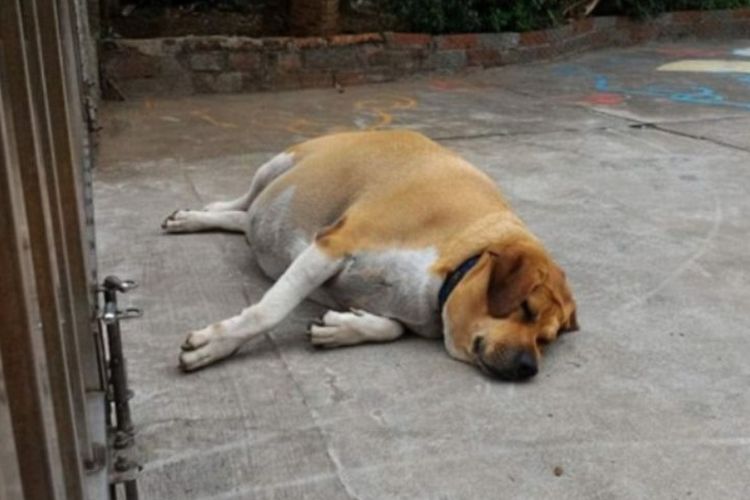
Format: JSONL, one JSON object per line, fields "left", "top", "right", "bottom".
{"left": 438, "top": 255, "right": 480, "bottom": 311}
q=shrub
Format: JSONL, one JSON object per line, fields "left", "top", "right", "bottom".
{"left": 138, "top": 0, "right": 272, "bottom": 12}
{"left": 385, "top": 0, "right": 566, "bottom": 34}
{"left": 385, "top": 0, "right": 750, "bottom": 33}
{"left": 614, "top": 0, "right": 750, "bottom": 17}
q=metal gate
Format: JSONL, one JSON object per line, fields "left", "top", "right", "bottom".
{"left": 0, "top": 0, "right": 114, "bottom": 498}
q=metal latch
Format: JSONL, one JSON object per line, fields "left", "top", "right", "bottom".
{"left": 99, "top": 275, "right": 141, "bottom": 500}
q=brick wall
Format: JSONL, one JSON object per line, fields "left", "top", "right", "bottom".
{"left": 100, "top": 8, "right": 750, "bottom": 99}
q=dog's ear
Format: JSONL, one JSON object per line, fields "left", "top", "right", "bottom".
{"left": 486, "top": 246, "right": 545, "bottom": 318}
{"left": 562, "top": 308, "right": 579, "bottom": 332}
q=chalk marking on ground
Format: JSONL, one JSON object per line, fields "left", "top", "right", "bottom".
{"left": 190, "top": 110, "right": 239, "bottom": 129}
{"left": 617, "top": 194, "right": 722, "bottom": 313}
{"left": 657, "top": 59, "right": 750, "bottom": 74}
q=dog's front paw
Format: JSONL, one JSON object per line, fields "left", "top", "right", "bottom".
{"left": 178, "top": 326, "right": 241, "bottom": 372}
{"left": 307, "top": 310, "right": 366, "bottom": 348}
{"left": 162, "top": 209, "right": 196, "bottom": 233}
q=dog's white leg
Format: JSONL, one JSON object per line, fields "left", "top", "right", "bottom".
{"left": 309, "top": 309, "right": 404, "bottom": 348}
{"left": 179, "top": 243, "right": 345, "bottom": 371}
{"left": 162, "top": 153, "right": 295, "bottom": 232}
{"left": 161, "top": 210, "right": 248, "bottom": 233}
{"left": 203, "top": 152, "right": 295, "bottom": 212}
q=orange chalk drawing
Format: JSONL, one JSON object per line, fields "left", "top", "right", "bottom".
{"left": 190, "top": 110, "right": 239, "bottom": 129}
{"left": 282, "top": 95, "right": 418, "bottom": 136}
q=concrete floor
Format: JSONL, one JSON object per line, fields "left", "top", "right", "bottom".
{"left": 96, "top": 40, "right": 750, "bottom": 499}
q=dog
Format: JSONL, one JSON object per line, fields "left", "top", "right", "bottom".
{"left": 162, "top": 130, "right": 578, "bottom": 380}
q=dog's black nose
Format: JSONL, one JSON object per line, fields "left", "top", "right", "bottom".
{"left": 478, "top": 347, "right": 538, "bottom": 381}
{"left": 513, "top": 351, "right": 538, "bottom": 379}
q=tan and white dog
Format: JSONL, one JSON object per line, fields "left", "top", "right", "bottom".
{"left": 163, "top": 130, "right": 578, "bottom": 380}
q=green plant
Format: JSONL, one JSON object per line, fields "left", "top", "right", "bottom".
{"left": 385, "top": 0, "right": 750, "bottom": 33}
{"left": 385, "top": 0, "right": 567, "bottom": 34}
{"left": 615, "top": 0, "right": 749, "bottom": 18}
{"left": 386, "top": 0, "right": 478, "bottom": 33}
{"left": 487, "top": 1, "right": 562, "bottom": 32}
{"left": 141, "top": 0, "right": 269, "bottom": 12}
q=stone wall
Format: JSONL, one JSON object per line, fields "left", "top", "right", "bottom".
{"left": 100, "top": 8, "right": 750, "bottom": 98}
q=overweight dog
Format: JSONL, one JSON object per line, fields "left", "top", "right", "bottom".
{"left": 163, "top": 130, "right": 578, "bottom": 380}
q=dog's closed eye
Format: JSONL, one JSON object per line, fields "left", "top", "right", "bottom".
{"left": 521, "top": 300, "right": 537, "bottom": 322}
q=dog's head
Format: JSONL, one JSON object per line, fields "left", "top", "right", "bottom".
{"left": 442, "top": 241, "right": 578, "bottom": 380}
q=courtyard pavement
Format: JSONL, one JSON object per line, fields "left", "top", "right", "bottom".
{"left": 96, "top": 39, "right": 750, "bottom": 499}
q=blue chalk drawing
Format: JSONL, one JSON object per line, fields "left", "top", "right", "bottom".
{"left": 553, "top": 64, "right": 750, "bottom": 111}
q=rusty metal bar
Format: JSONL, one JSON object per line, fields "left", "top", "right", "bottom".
{"left": 0, "top": 312, "right": 26, "bottom": 500}
{"left": 0, "top": 37, "right": 69, "bottom": 499}
{"left": 2, "top": 0, "right": 112, "bottom": 495}
{"left": 39, "top": 0, "right": 104, "bottom": 394}
{"left": 59, "top": 0, "right": 107, "bottom": 394}
{"left": 0, "top": 0, "right": 101, "bottom": 496}
{"left": 20, "top": 0, "right": 96, "bottom": 470}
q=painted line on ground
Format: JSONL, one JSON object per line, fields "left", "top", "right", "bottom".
{"left": 658, "top": 60, "right": 750, "bottom": 74}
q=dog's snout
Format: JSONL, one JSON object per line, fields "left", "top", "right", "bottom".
{"left": 472, "top": 336, "right": 485, "bottom": 355}
{"left": 513, "top": 350, "right": 538, "bottom": 379}
{"left": 477, "top": 346, "right": 538, "bottom": 381}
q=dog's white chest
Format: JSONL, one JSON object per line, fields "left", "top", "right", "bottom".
{"left": 325, "top": 247, "right": 443, "bottom": 337}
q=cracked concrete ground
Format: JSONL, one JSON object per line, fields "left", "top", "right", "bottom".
{"left": 96, "top": 40, "right": 750, "bottom": 499}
